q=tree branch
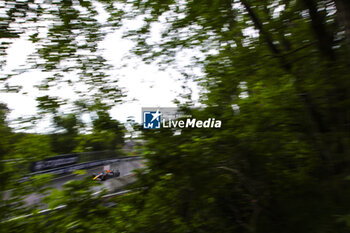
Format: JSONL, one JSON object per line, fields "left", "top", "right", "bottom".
{"left": 302, "top": 0, "right": 335, "bottom": 60}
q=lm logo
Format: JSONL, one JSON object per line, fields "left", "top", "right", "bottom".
{"left": 143, "top": 109, "right": 162, "bottom": 129}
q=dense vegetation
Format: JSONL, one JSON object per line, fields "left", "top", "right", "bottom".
{"left": 1, "top": 0, "right": 350, "bottom": 232}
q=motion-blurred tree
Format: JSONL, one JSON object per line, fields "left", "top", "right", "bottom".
{"left": 0, "top": 102, "right": 12, "bottom": 204}
{"left": 73, "top": 99, "right": 125, "bottom": 152}
{"left": 50, "top": 113, "right": 82, "bottom": 154}
{"left": 1, "top": 0, "right": 124, "bottom": 134}
{"left": 1, "top": 0, "right": 350, "bottom": 233}
{"left": 0, "top": 102, "right": 11, "bottom": 163}
{"left": 113, "top": 0, "right": 350, "bottom": 232}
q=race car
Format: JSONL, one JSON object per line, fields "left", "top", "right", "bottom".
{"left": 92, "top": 169, "right": 120, "bottom": 181}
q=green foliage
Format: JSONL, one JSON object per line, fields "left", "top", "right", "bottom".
{"left": 74, "top": 105, "right": 125, "bottom": 152}
{"left": 74, "top": 130, "right": 122, "bottom": 152}
{"left": 107, "top": 0, "right": 350, "bottom": 232}
{"left": 2, "top": 0, "right": 350, "bottom": 233}
{"left": 13, "top": 134, "right": 53, "bottom": 162}
{"left": 2, "top": 177, "right": 116, "bottom": 233}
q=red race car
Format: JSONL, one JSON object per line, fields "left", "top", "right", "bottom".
{"left": 92, "top": 169, "right": 120, "bottom": 181}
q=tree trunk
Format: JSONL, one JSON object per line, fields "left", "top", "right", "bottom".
{"left": 302, "top": 0, "right": 335, "bottom": 60}
{"left": 335, "top": 0, "right": 350, "bottom": 53}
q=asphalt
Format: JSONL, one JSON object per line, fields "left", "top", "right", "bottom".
{"left": 20, "top": 158, "right": 144, "bottom": 206}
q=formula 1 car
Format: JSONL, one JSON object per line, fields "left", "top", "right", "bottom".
{"left": 92, "top": 169, "right": 120, "bottom": 181}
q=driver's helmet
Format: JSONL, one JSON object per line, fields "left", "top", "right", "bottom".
{"left": 106, "top": 169, "right": 112, "bottom": 173}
